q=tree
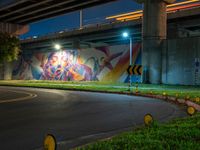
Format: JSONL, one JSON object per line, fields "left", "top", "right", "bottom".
{"left": 0, "top": 32, "right": 21, "bottom": 63}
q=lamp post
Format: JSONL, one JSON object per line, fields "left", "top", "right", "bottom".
{"left": 122, "top": 32, "right": 133, "bottom": 90}
{"left": 80, "top": 9, "right": 83, "bottom": 29}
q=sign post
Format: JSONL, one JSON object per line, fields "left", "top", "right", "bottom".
{"left": 127, "top": 65, "right": 142, "bottom": 92}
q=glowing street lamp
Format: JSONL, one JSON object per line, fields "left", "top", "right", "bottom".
{"left": 122, "top": 31, "right": 133, "bottom": 89}
{"left": 122, "top": 32, "right": 129, "bottom": 38}
{"left": 54, "top": 44, "right": 61, "bottom": 50}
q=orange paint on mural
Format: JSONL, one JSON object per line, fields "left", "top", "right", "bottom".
{"left": 102, "top": 43, "right": 141, "bottom": 82}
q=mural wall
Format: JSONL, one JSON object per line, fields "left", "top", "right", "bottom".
{"left": 13, "top": 43, "right": 141, "bottom": 82}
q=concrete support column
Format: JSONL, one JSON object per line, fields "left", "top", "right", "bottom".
{"left": 135, "top": 0, "right": 175, "bottom": 84}
{"left": 0, "top": 22, "right": 29, "bottom": 35}
{"left": 3, "top": 61, "right": 13, "bottom": 80}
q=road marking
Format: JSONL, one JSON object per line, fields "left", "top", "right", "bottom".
{"left": 0, "top": 89, "right": 37, "bottom": 104}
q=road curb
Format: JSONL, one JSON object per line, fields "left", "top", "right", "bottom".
{"left": 133, "top": 92, "right": 200, "bottom": 112}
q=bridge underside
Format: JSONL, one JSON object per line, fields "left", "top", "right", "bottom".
{"left": 21, "top": 6, "right": 200, "bottom": 51}
{"left": 0, "top": 0, "right": 116, "bottom": 25}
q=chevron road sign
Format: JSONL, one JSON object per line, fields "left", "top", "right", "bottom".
{"left": 127, "top": 65, "right": 142, "bottom": 75}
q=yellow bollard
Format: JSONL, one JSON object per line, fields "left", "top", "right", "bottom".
{"left": 187, "top": 106, "right": 196, "bottom": 116}
{"left": 163, "top": 92, "right": 167, "bottom": 100}
{"left": 44, "top": 134, "right": 57, "bottom": 150}
{"left": 144, "top": 114, "right": 153, "bottom": 126}
{"left": 195, "top": 97, "right": 200, "bottom": 102}
{"left": 163, "top": 92, "right": 166, "bottom": 96}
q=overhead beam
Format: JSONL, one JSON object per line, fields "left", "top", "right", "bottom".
{"left": 0, "top": 0, "right": 116, "bottom": 24}
{"left": 0, "top": 0, "right": 29, "bottom": 12}
{"left": 3, "top": 0, "right": 77, "bottom": 22}
{"left": 0, "top": 0, "right": 54, "bottom": 20}
{"left": 17, "top": 0, "right": 104, "bottom": 24}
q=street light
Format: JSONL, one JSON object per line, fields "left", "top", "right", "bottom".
{"left": 122, "top": 31, "right": 133, "bottom": 89}
{"left": 54, "top": 44, "right": 61, "bottom": 50}
{"left": 122, "top": 32, "right": 129, "bottom": 38}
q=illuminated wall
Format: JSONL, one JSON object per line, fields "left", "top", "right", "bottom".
{"left": 13, "top": 43, "right": 141, "bottom": 82}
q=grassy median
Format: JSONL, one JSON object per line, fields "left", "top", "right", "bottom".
{"left": 0, "top": 80, "right": 199, "bottom": 104}
{"left": 77, "top": 113, "right": 200, "bottom": 150}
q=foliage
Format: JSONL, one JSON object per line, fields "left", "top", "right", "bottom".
{"left": 0, "top": 32, "right": 20, "bottom": 63}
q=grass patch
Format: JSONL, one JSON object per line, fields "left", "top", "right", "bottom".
{"left": 77, "top": 113, "right": 200, "bottom": 150}
{"left": 0, "top": 80, "right": 199, "bottom": 104}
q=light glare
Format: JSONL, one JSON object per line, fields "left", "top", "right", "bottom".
{"left": 54, "top": 44, "right": 61, "bottom": 50}
{"left": 122, "top": 32, "right": 129, "bottom": 38}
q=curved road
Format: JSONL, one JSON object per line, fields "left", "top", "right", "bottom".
{"left": 0, "top": 86, "right": 186, "bottom": 150}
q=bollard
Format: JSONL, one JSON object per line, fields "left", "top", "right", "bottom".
{"left": 195, "top": 97, "right": 200, "bottom": 102}
{"left": 163, "top": 92, "right": 167, "bottom": 100}
{"left": 150, "top": 91, "right": 153, "bottom": 95}
{"left": 144, "top": 114, "right": 153, "bottom": 126}
{"left": 187, "top": 106, "right": 196, "bottom": 116}
{"left": 44, "top": 134, "right": 57, "bottom": 150}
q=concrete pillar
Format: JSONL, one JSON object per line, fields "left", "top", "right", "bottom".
{"left": 0, "top": 22, "right": 29, "bottom": 35}
{"left": 3, "top": 61, "right": 13, "bottom": 80}
{"left": 135, "top": 0, "right": 175, "bottom": 84}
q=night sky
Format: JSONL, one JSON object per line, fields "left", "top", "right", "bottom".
{"left": 21, "top": 0, "right": 141, "bottom": 38}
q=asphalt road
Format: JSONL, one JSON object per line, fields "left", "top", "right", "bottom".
{"left": 0, "top": 86, "right": 186, "bottom": 150}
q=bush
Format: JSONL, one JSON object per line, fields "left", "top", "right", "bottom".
{"left": 0, "top": 32, "right": 21, "bottom": 63}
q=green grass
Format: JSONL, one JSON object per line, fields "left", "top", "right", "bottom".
{"left": 0, "top": 80, "right": 199, "bottom": 104}
{"left": 76, "top": 113, "right": 200, "bottom": 150}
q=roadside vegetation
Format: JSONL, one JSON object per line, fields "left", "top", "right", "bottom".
{"left": 76, "top": 113, "right": 200, "bottom": 150}
{"left": 0, "top": 80, "right": 199, "bottom": 104}
{"left": 0, "top": 32, "right": 21, "bottom": 63}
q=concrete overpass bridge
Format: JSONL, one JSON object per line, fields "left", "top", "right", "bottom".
{"left": 21, "top": 6, "right": 200, "bottom": 52}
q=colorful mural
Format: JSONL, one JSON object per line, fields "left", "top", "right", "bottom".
{"left": 13, "top": 43, "right": 141, "bottom": 82}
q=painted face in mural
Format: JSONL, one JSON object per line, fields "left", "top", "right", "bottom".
{"left": 43, "top": 51, "right": 74, "bottom": 80}
{"left": 49, "top": 52, "right": 70, "bottom": 67}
